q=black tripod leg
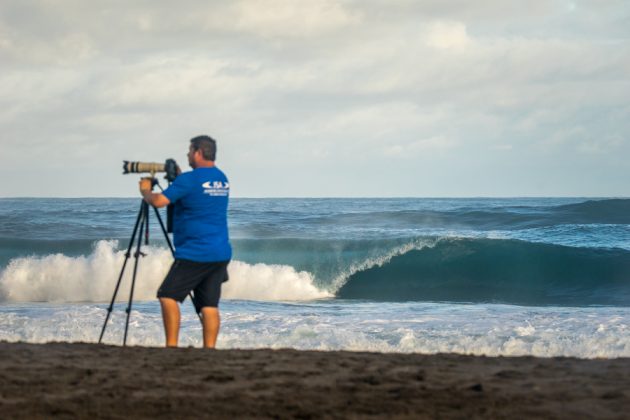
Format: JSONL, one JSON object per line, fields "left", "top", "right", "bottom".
{"left": 144, "top": 203, "right": 150, "bottom": 245}
{"left": 123, "top": 202, "right": 148, "bottom": 346}
{"left": 99, "top": 201, "right": 144, "bottom": 344}
{"left": 152, "top": 206, "right": 174, "bottom": 254}
{"left": 152, "top": 206, "right": 202, "bottom": 322}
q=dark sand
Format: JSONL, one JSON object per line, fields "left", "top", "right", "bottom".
{"left": 0, "top": 342, "right": 628, "bottom": 419}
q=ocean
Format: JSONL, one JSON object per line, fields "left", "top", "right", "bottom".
{"left": 1, "top": 197, "right": 629, "bottom": 358}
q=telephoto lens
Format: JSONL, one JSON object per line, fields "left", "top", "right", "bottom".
{"left": 122, "top": 161, "right": 165, "bottom": 174}
{"left": 122, "top": 159, "right": 178, "bottom": 182}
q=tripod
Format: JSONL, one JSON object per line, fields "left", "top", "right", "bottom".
{"left": 98, "top": 188, "right": 200, "bottom": 346}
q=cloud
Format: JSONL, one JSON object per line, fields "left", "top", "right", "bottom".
{"left": 97, "top": 56, "right": 235, "bottom": 106}
{"left": 0, "top": 0, "right": 629, "bottom": 196}
{"left": 384, "top": 136, "right": 456, "bottom": 158}
{"left": 425, "top": 21, "right": 471, "bottom": 49}
{"left": 232, "top": 0, "right": 359, "bottom": 37}
{"left": 577, "top": 135, "right": 624, "bottom": 155}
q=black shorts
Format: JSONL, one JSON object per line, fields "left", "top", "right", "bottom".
{"left": 157, "top": 259, "right": 230, "bottom": 311}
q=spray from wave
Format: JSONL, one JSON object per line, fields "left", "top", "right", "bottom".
{"left": 0, "top": 240, "right": 330, "bottom": 303}
{"left": 329, "top": 237, "right": 440, "bottom": 291}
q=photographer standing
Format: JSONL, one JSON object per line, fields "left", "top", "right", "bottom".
{"left": 139, "top": 135, "right": 231, "bottom": 348}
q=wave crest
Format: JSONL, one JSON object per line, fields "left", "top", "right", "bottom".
{"left": 0, "top": 241, "right": 329, "bottom": 303}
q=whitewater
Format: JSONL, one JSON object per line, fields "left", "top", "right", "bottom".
{"left": 1, "top": 197, "right": 629, "bottom": 358}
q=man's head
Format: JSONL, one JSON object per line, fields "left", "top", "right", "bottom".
{"left": 188, "top": 135, "right": 217, "bottom": 168}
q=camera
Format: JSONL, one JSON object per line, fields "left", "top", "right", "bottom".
{"left": 123, "top": 158, "right": 178, "bottom": 233}
{"left": 123, "top": 159, "right": 179, "bottom": 182}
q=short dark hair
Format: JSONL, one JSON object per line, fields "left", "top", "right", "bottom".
{"left": 190, "top": 135, "right": 217, "bottom": 161}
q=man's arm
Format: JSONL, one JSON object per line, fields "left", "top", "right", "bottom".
{"left": 139, "top": 178, "right": 171, "bottom": 208}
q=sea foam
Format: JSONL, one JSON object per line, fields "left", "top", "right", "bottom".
{"left": 1, "top": 300, "right": 629, "bottom": 358}
{"left": 0, "top": 240, "right": 330, "bottom": 303}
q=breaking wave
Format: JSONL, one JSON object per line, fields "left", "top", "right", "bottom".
{"left": 336, "top": 238, "right": 630, "bottom": 306}
{"left": 0, "top": 241, "right": 330, "bottom": 303}
{"left": 2, "top": 236, "right": 630, "bottom": 307}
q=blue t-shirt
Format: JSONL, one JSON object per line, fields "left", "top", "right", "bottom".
{"left": 162, "top": 167, "right": 232, "bottom": 262}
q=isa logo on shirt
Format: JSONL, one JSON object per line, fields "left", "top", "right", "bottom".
{"left": 202, "top": 181, "right": 229, "bottom": 196}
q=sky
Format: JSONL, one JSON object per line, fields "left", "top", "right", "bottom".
{"left": 1, "top": 0, "right": 629, "bottom": 197}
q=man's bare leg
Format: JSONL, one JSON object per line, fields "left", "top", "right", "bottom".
{"left": 159, "top": 297, "right": 180, "bottom": 347}
{"left": 201, "top": 307, "right": 220, "bottom": 348}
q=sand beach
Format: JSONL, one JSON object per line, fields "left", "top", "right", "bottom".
{"left": 0, "top": 342, "right": 628, "bottom": 419}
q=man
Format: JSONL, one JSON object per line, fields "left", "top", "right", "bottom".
{"left": 139, "top": 135, "right": 231, "bottom": 348}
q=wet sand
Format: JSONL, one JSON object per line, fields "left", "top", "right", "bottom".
{"left": 0, "top": 342, "right": 628, "bottom": 419}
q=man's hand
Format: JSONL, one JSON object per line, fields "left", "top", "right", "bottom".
{"left": 139, "top": 177, "right": 154, "bottom": 193}
{"left": 139, "top": 177, "right": 171, "bottom": 208}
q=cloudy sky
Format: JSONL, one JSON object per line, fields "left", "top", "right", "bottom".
{"left": 1, "top": 0, "right": 629, "bottom": 197}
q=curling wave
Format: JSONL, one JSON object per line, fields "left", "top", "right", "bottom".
{"left": 336, "top": 238, "right": 630, "bottom": 306}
